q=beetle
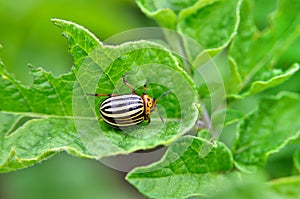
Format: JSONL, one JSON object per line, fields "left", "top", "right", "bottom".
{"left": 88, "top": 75, "right": 170, "bottom": 129}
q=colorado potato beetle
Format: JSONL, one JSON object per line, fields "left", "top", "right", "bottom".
{"left": 88, "top": 75, "right": 169, "bottom": 129}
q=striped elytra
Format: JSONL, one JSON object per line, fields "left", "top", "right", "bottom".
{"left": 88, "top": 75, "right": 169, "bottom": 129}
{"left": 100, "top": 94, "right": 147, "bottom": 128}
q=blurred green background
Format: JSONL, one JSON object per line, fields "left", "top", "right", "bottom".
{"left": 0, "top": 0, "right": 155, "bottom": 85}
{"left": 0, "top": 0, "right": 299, "bottom": 199}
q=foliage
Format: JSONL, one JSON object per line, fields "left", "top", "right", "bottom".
{"left": 1, "top": 0, "right": 300, "bottom": 198}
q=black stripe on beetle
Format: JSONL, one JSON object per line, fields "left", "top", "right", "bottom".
{"left": 101, "top": 94, "right": 143, "bottom": 116}
{"left": 87, "top": 75, "right": 169, "bottom": 129}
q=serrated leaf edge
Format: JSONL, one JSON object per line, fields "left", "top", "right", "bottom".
{"left": 126, "top": 135, "right": 233, "bottom": 198}
{"left": 191, "top": 0, "right": 243, "bottom": 65}
{"left": 233, "top": 91, "right": 300, "bottom": 173}
{"left": 51, "top": 18, "right": 103, "bottom": 46}
{"left": 242, "top": 63, "right": 300, "bottom": 97}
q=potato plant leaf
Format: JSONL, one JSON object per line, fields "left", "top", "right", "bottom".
{"left": 232, "top": 92, "right": 300, "bottom": 173}
{"left": 137, "top": 0, "right": 242, "bottom": 61}
{"left": 0, "top": 19, "right": 198, "bottom": 172}
{"left": 135, "top": 0, "right": 203, "bottom": 29}
{"left": 178, "top": 0, "right": 242, "bottom": 60}
{"left": 0, "top": 62, "right": 92, "bottom": 173}
{"left": 126, "top": 136, "right": 233, "bottom": 199}
{"left": 243, "top": 63, "right": 299, "bottom": 97}
{"left": 228, "top": 0, "right": 300, "bottom": 96}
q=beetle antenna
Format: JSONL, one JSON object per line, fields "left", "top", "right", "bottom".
{"left": 156, "top": 90, "right": 171, "bottom": 102}
{"left": 154, "top": 90, "right": 171, "bottom": 124}
{"left": 156, "top": 109, "right": 165, "bottom": 124}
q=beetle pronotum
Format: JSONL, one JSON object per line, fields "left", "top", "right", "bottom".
{"left": 88, "top": 75, "right": 170, "bottom": 129}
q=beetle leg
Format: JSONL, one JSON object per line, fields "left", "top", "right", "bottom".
{"left": 122, "top": 75, "right": 136, "bottom": 94}
{"left": 87, "top": 93, "right": 117, "bottom": 97}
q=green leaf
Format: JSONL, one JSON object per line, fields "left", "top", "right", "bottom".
{"left": 269, "top": 176, "right": 300, "bottom": 199}
{"left": 178, "top": 0, "right": 242, "bottom": 60}
{"left": 136, "top": 0, "right": 241, "bottom": 62}
{"left": 243, "top": 63, "right": 300, "bottom": 96}
{"left": 52, "top": 18, "right": 101, "bottom": 69}
{"left": 228, "top": 0, "right": 300, "bottom": 95}
{"left": 0, "top": 19, "right": 198, "bottom": 172}
{"left": 0, "top": 66, "right": 92, "bottom": 173}
{"left": 135, "top": 0, "right": 175, "bottom": 29}
{"left": 135, "top": 0, "right": 202, "bottom": 29}
{"left": 232, "top": 92, "right": 300, "bottom": 173}
{"left": 126, "top": 136, "right": 233, "bottom": 199}
{"left": 0, "top": 19, "right": 102, "bottom": 172}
